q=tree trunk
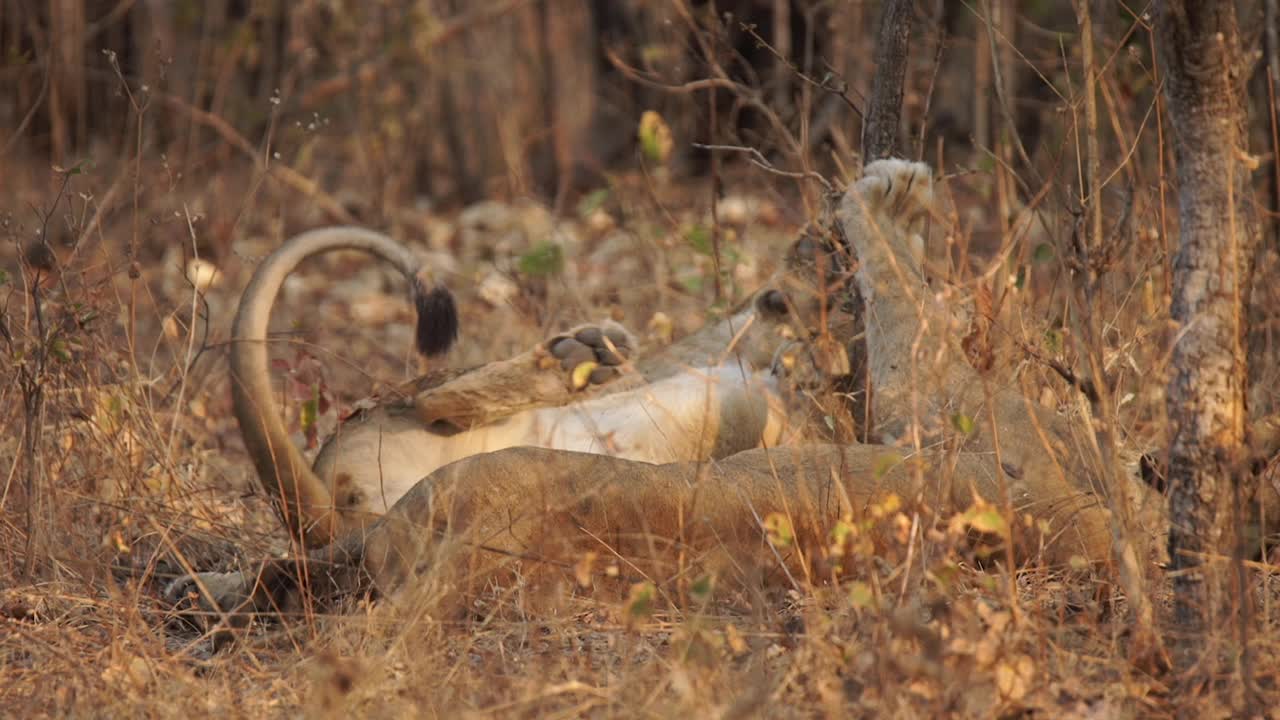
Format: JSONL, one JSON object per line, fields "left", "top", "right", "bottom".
{"left": 1155, "top": 1, "right": 1260, "bottom": 628}
{"left": 861, "top": 0, "right": 913, "bottom": 162}
{"left": 839, "top": 0, "right": 914, "bottom": 442}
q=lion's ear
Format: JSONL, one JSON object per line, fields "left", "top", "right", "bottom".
{"left": 754, "top": 289, "right": 790, "bottom": 320}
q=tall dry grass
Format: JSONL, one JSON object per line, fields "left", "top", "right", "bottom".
{"left": 2, "top": 1, "right": 1279, "bottom": 716}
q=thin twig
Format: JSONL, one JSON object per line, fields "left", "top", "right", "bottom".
{"left": 737, "top": 22, "right": 865, "bottom": 118}
{"left": 1, "top": 58, "right": 50, "bottom": 158}
{"left": 692, "top": 143, "right": 833, "bottom": 191}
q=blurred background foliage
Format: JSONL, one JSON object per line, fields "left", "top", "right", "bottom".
{"left": 3, "top": 1, "right": 1160, "bottom": 211}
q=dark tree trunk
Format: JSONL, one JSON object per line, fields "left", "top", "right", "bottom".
{"left": 840, "top": 0, "right": 914, "bottom": 442}
{"left": 861, "top": 0, "right": 913, "bottom": 162}
{"left": 1155, "top": 1, "right": 1261, "bottom": 627}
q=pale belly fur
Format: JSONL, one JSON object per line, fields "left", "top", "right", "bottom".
{"left": 312, "top": 364, "right": 787, "bottom": 512}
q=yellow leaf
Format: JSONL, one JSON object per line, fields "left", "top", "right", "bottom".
{"left": 638, "top": 110, "right": 674, "bottom": 165}
{"left": 725, "top": 624, "right": 749, "bottom": 655}
{"left": 880, "top": 493, "right": 902, "bottom": 514}
{"left": 574, "top": 551, "right": 597, "bottom": 588}
{"left": 763, "top": 512, "right": 794, "bottom": 548}
{"left": 828, "top": 516, "right": 857, "bottom": 555}
{"left": 995, "top": 655, "right": 1035, "bottom": 701}
{"left": 965, "top": 506, "right": 1009, "bottom": 539}
{"left": 571, "top": 361, "right": 599, "bottom": 390}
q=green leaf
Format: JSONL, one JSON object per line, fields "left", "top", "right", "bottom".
{"left": 950, "top": 413, "right": 975, "bottom": 435}
{"left": 678, "top": 275, "right": 704, "bottom": 293}
{"left": 848, "top": 581, "right": 875, "bottom": 609}
{"left": 873, "top": 452, "right": 903, "bottom": 479}
{"left": 685, "top": 224, "right": 713, "bottom": 255}
{"left": 301, "top": 393, "right": 318, "bottom": 434}
{"left": 625, "top": 581, "right": 656, "bottom": 625}
{"left": 690, "top": 575, "right": 714, "bottom": 601}
{"left": 49, "top": 338, "right": 71, "bottom": 362}
{"left": 1043, "top": 328, "right": 1063, "bottom": 354}
{"left": 517, "top": 242, "right": 564, "bottom": 276}
{"left": 576, "top": 188, "right": 610, "bottom": 218}
{"left": 1033, "top": 242, "right": 1054, "bottom": 264}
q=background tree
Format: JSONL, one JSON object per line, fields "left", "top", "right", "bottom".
{"left": 1155, "top": 1, "right": 1261, "bottom": 628}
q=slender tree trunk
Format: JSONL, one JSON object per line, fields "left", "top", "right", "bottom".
{"left": 1155, "top": 1, "right": 1260, "bottom": 628}
{"left": 843, "top": 0, "right": 914, "bottom": 442}
{"left": 861, "top": 0, "right": 913, "bottom": 162}
{"left": 1266, "top": 0, "right": 1280, "bottom": 251}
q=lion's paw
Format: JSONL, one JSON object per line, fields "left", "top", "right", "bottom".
{"left": 542, "top": 322, "right": 636, "bottom": 389}
{"left": 853, "top": 159, "right": 934, "bottom": 225}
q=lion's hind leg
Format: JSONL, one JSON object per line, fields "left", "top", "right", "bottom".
{"left": 856, "top": 159, "right": 934, "bottom": 227}
{"left": 542, "top": 322, "right": 636, "bottom": 388}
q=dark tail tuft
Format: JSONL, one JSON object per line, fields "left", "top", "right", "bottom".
{"left": 413, "top": 281, "right": 459, "bottom": 356}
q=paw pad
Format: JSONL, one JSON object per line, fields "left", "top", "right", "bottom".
{"left": 546, "top": 324, "right": 634, "bottom": 389}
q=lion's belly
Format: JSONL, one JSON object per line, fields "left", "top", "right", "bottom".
{"left": 314, "top": 364, "right": 784, "bottom": 513}
{"left": 532, "top": 365, "right": 784, "bottom": 463}
{"left": 313, "top": 410, "right": 543, "bottom": 512}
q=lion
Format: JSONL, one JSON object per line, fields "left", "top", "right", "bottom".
{"left": 227, "top": 226, "right": 853, "bottom": 548}
{"left": 167, "top": 160, "right": 1183, "bottom": 620}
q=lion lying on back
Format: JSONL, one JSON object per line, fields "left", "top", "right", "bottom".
{"left": 169, "top": 160, "right": 1173, "bottom": 617}
{"left": 226, "top": 222, "right": 851, "bottom": 547}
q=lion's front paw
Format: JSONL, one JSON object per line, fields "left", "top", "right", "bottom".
{"left": 543, "top": 322, "right": 636, "bottom": 389}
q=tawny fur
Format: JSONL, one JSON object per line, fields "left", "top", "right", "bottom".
{"left": 174, "top": 160, "right": 1211, "bottom": 618}
{"left": 230, "top": 226, "right": 824, "bottom": 546}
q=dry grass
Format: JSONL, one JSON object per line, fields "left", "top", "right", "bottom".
{"left": 4, "top": 2, "right": 1280, "bottom": 717}
{"left": 2, "top": 146, "right": 1277, "bottom": 718}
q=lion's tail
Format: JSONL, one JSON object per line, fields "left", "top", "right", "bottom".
{"left": 230, "top": 226, "right": 458, "bottom": 547}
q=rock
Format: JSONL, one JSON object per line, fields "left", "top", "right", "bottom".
{"left": 477, "top": 270, "right": 519, "bottom": 308}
